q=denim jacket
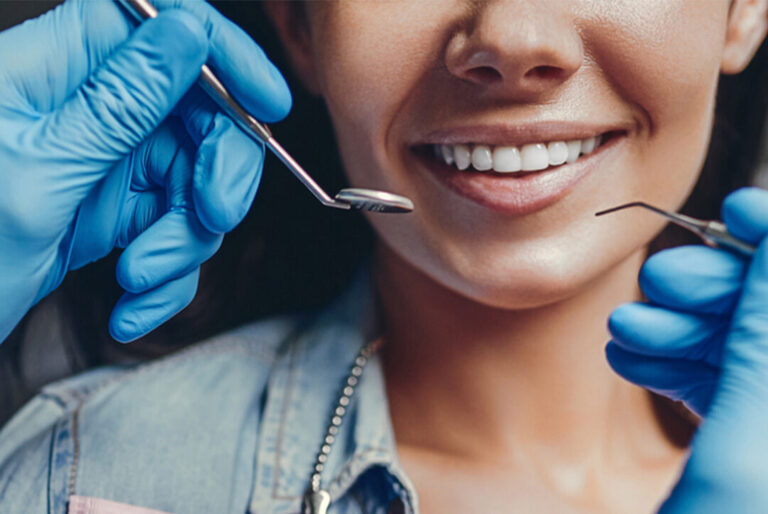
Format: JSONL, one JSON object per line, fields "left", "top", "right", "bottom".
{"left": 0, "top": 269, "right": 418, "bottom": 514}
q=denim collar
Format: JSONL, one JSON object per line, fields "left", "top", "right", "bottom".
{"left": 249, "top": 266, "right": 418, "bottom": 514}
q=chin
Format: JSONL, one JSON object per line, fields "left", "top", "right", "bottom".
{"left": 408, "top": 241, "right": 623, "bottom": 310}
{"left": 373, "top": 191, "right": 660, "bottom": 313}
{"left": 476, "top": 265, "right": 602, "bottom": 310}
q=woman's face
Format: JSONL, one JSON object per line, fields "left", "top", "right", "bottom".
{"left": 288, "top": 0, "right": 761, "bottom": 308}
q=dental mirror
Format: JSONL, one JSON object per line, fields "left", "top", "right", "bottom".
{"left": 334, "top": 189, "right": 414, "bottom": 213}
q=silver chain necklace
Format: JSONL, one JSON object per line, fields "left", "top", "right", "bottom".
{"left": 302, "top": 338, "right": 383, "bottom": 514}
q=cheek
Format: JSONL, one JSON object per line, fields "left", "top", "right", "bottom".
{"left": 587, "top": 0, "right": 726, "bottom": 135}
{"left": 312, "top": 4, "right": 448, "bottom": 187}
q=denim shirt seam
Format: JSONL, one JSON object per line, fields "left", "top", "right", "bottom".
{"left": 47, "top": 405, "right": 79, "bottom": 514}
{"left": 269, "top": 334, "right": 303, "bottom": 502}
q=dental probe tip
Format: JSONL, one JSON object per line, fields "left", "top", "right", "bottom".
{"left": 595, "top": 202, "right": 654, "bottom": 217}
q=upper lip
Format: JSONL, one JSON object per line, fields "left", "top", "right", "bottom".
{"left": 413, "top": 121, "right": 632, "bottom": 147}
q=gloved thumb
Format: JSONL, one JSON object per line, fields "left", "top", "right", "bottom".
{"left": 722, "top": 187, "right": 768, "bottom": 244}
{"left": 33, "top": 10, "right": 208, "bottom": 201}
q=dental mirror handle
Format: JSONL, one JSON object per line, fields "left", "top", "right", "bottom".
{"left": 197, "top": 67, "right": 348, "bottom": 209}
{"left": 118, "top": 0, "right": 351, "bottom": 210}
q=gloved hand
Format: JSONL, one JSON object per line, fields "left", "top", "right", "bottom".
{"left": 605, "top": 187, "right": 768, "bottom": 512}
{"left": 0, "top": 0, "right": 291, "bottom": 343}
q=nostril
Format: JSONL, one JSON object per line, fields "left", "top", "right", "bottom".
{"left": 464, "top": 66, "right": 503, "bottom": 84}
{"left": 525, "top": 65, "right": 564, "bottom": 80}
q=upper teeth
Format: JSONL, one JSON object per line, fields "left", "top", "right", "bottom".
{"left": 434, "top": 135, "right": 603, "bottom": 173}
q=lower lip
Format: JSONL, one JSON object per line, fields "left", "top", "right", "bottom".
{"left": 412, "top": 134, "right": 625, "bottom": 216}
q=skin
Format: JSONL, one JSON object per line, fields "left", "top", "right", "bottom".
{"left": 266, "top": 1, "right": 768, "bottom": 512}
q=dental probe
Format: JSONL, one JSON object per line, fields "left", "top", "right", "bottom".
{"left": 117, "top": 0, "right": 414, "bottom": 214}
{"left": 595, "top": 202, "right": 756, "bottom": 257}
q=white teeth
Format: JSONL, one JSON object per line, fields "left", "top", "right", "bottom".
{"left": 454, "top": 144, "right": 471, "bottom": 170}
{"left": 440, "top": 145, "right": 454, "bottom": 166}
{"left": 492, "top": 146, "right": 521, "bottom": 173}
{"left": 432, "top": 133, "right": 606, "bottom": 172}
{"left": 520, "top": 143, "right": 549, "bottom": 171}
{"left": 581, "top": 136, "right": 596, "bottom": 154}
{"left": 566, "top": 140, "right": 581, "bottom": 163}
{"left": 471, "top": 145, "right": 493, "bottom": 171}
{"left": 547, "top": 141, "right": 568, "bottom": 166}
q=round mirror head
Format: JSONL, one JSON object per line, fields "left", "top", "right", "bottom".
{"left": 335, "top": 188, "right": 414, "bottom": 213}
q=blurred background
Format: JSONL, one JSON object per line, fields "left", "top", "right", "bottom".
{"left": 2, "top": 1, "right": 768, "bottom": 426}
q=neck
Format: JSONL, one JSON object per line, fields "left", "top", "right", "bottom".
{"left": 377, "top": 243, "right": 672, "bottom": 468}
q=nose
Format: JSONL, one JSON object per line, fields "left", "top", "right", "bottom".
{"left": 445, "top": 1, "right": 583, "bottom": 98}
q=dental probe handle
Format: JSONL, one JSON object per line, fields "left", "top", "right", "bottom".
{"left": 595, "top": 201, "right": 756, "bottom": 258}
{"left": 701, "top": 220, "right": 757, "bottom": 257}
{"left": 117, "top": 0, "right": 349, "bottom": 210}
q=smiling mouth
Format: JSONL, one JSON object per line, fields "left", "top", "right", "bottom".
{"left": 409, "top": 128, "right": 628, "bottom": 216}
{"left": 414, "top": 130, "right": 626, "bottom": 176}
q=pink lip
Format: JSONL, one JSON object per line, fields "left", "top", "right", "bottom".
{"left": 411, "top": 131, "right": 627, "bottom": 216}
{"left": 416, "top": 121, "right": 631, "bottom": 147}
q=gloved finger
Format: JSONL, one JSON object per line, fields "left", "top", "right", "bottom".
{"left": 35, "top": 9, "right": 208, "bottom": 200}
{"left": 608, "top": 302, "right": 728, "bottom": 365}
{"left": 722, "top": 187, "right": 768, "bottom": 244}
{"left": 109, "top": 268, "right": 199, "bottom": 343}
{"left": 127, "top": 118, "right": 190, "bottom": 194}
{"left": 175, "top": 91, "right": 265, "bottom": 233}
{"left": 174, "top": 87, "right": 216, "bottom": 143}
{"left": 605, "top": 342, "right": 718, "bottom": 416}
{"left": 193, "top": 112, "right": 265, "bottom": 234}
{"left": 126, "top": 116, "right": 197, "bottom": 215}
{"left": 4, "top": 0, "right": 290, "bottom": 122}
{"left": 116, "top": 208, "right": 222, "bottom": 294}
{"left": 116, "top": 190, "right": 166, "bottom": 248}
{"left": 0, "top": 0, "right": 133, "bottom": 112}
{"left": 68, "top": 118, "right": 192, "bottom": 268}
{"left": 154, "top": 0, "right": 292, "bottom": 122}
{"left": 640, "top": 245, "right": 747, "bottom": 315}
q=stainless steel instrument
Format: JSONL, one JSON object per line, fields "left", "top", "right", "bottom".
{"left": 595, "top": 201, "right": 756, "bottom": 257}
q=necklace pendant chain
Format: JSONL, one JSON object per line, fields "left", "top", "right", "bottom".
{"left": 301, "top": 338, "right": 382, "bottom": 514}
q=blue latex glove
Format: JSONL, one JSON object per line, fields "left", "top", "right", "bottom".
{"left": 606, "top": 187, "right": 768, "bottom": 512}
{"left": 0, "top": 0, "right": 291, "bottom": 343}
